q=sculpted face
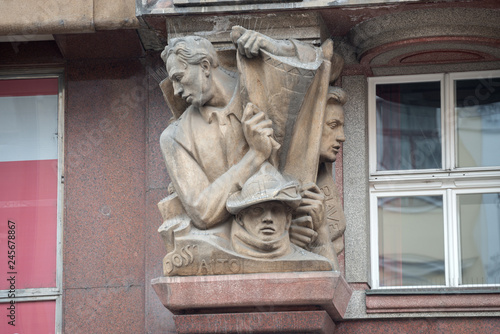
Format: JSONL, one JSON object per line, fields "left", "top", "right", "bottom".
{"left": 319, "top": 102, "right": 346, "bottom": 163}
{"left": 239, "top": 201, "right": 291, "bottom": 242}
{"left": 166, "top": 55, "right": 213, "bottom": 108}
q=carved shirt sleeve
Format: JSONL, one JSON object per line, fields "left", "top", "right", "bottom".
{"left": 160, "top": 111, "right": 248, "bottom": 230}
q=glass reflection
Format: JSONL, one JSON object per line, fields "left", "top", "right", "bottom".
{"left": 378, "top": 195, "right": 445, "bottom": 287}
{"left": 456, "top": 77, "right": 500, "bottom": 168}
{"left": 459, "top": 193, "right": 500, "bottom": 285}
{"left": 376, "top": 82, "right": 442, "bottom": 171}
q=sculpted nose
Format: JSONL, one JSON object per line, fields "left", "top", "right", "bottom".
{"left": 337, "top": 127, "right": 346, "bottom": 143}
{"left": 173, "top": 82, "right": 183, "bottom": 97}
{"left": 262, "top": 209, "right": 273, "bottom": 223}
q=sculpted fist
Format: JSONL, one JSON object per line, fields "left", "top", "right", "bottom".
{"left": 242, "top": 103, "right": 280, "bottom": 163}
{"left": 231, "top": 26, "right": 279, "bottom": 58}
{"left": 290, "top": 183, "right": 326, "bottom": 249}
{"left": 297, "top": 183, "right": 326, "bottom": 230}
{"left": 290, "top": 215, "right": 317, "bottom": 249}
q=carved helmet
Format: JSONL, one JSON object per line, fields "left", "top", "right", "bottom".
{"left": 226, "top": 162, "right": 301, "bottom": 215}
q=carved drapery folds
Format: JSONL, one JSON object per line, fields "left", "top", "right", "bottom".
{"left": 158, "top": 26, "right": 347, "bottom": 276}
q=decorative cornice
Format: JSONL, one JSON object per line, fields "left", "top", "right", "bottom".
{"left": 349, "top": 8, "right": 500, "bottom": 65}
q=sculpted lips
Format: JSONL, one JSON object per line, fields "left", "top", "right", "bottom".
{"left": 260, "top": 226, "right": 276, "bottom": 235}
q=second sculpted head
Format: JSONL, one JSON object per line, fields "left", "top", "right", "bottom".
{"left": 162, "top": 36, "right": 219, "bottom": 108}
{"left": 319, "top": 87, "right": 347, "bottom": 163}
{"left": 227, "top": 163, "right": 301, "bottom": 246}
{"left": 237, "top": 201, "right": 292, "bottom": 243}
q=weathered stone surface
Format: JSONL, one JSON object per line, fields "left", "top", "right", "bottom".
{"left": 349, "top": 8, "right": 500, "bottom": 61}
{"left": 160, "top": 12, "right": 324, "bottom": 49}
{"left": 366, "top": 292, "right": 500, "bottom": 314}
{"left": 0, "top": 0, "right": 138, "bottom": 36}
{"left": 152, "top": 271, "right": 353, "bottom": 320}
{"left": 139, "top": 0, "right": 424, "bottom": 16}
{"left": 174, "top": 311, "right": 336, "bottom": 334}
{"left": 342, "top": 75, "right": 369, "bottom": 284}
{"left": 173, "top": 0, "right": 299, "bottom": 7}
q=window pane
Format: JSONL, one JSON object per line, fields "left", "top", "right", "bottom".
{"left": 456, "top": 77, "right": 500, "bottom": 168}
{"left": 0, "top": 300, "right": 55, "bottom": 334}
{"left": 376, "top": 82, "right": 442, "bottom": 171}
{"left": 378, "top": 195, "right": 445, "bottom": 287}
{"left": 0, "top": 78, "right": 58, "bottom": 289}
{"left": 459, "top": 193, "right": 500, "bottom": 285}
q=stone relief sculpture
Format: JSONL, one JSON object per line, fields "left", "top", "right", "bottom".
{"left": 157, "top": 26, "right": 346, "bottom": 276}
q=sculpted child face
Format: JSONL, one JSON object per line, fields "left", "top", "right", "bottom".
{"left": 166, "top": 55, "right": 213, "bottom": 108}
{"left": 238, "top": 201, "right": 291, "bottom": 242}
{"left": 319, "top": 102, "right": 346, "bottom": 163}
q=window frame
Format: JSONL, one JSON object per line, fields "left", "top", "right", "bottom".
{"left": 368, "top": 70, "right": 500, "bottom": 290}
{"left": 0, "top": 70, "right": 64, "bottom": 333}
{"left": 368, "top": 73, "right": 446, "bottom": 176}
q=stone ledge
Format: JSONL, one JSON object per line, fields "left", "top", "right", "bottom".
{"left": 366, "top": 293, "right": 500, "bottom": 313}
{"left": 152, "top": 271, "right": 352, "bottom": 320}
{"left": 173, "top": 310, "right": 335, "bottom": 334}
{"left": 173, "top": 0, "right": 299, "bottom": 7}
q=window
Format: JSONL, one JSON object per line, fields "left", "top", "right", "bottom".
{"left": 368, "top": 71, "right": 500, "bottom": 289}
{"left": 0, "top": 74, "right": 63, "bottom": 333}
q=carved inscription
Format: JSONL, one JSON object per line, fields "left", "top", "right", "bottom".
{"left": 197, "top": 258, "right": 241, "bottom": 275}
{"left": 164, "top": 245, "right": 197, "bottom": 274}
{"left": 321, "top": 184, "right": 339, "bottom": 235}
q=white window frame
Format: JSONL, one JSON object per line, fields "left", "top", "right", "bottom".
{"left": 368, "top": 70, "right": 500, "bottom": 290}
{"left": 0, "top": 70, "right": 64, "bottom": 333}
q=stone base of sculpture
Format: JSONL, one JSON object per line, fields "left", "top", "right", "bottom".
{"left": 159, "top": 214, "right": 334, "bottom": 276}
{"left": 152, "top": 271, "right": 352, "bottom": 333}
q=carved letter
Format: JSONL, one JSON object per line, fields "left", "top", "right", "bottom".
{"left": 228, "top": 259, "right": 240, "bottom": 274}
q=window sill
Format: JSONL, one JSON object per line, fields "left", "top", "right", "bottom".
{"left": 366, "top": 289, "right": 500, "bottom": 314}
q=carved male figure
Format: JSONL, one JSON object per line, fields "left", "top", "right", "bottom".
{"left": 290, "top": 87, "right": 347, "bottom": 265}
{"left": 318, "top": 87, "right": 347, "bottom": 255}
{"left": 160, "top": 28, "right": 317, "bottom": 231}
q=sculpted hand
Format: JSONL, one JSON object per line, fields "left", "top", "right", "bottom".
{"left": 290, "top": 183, "right": 326, "bottom": 249}
{"left": 296, "top": 183, "right": 326, "bottom": 230}
{"left": 242, "top": 103, "right": 280, "bottom": 163}
{"left": 290, "top": 215, "right": 317, "bottom": 248}
{"left": 231, "top": 26, "right": 278, "bottom": 58}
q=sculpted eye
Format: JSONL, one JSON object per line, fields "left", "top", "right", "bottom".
{"left": 171, "top": 74, "right": 182, "bottom": 83}
{"left": 251, "top": 207, "right": 264, "bottom": 215}
{"left": 271, "top": 206, "right": 285, "bottom": 215}
{"left": 327, "top": 121, "right": 338, "bottom": 129}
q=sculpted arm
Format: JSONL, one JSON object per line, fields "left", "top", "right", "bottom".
{"left": 161, "top": 104, "right": 277, "bottom": 230}
{"left": 231, "top": 26, "right": 317, "bottom": 62}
